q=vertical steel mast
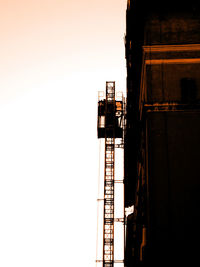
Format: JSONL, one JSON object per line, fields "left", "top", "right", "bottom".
{"left": 103, "top": 82, "right": 116, "bottom": 267}
{"left": 97, "top": 82, "right": 124, "bottom": 267}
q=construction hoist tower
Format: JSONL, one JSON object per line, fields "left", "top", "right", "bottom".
{"left": 97, "top": 82, "right": 125, "bottom": 267}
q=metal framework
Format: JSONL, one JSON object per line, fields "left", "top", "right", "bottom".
{"left": 97, "top": 81, "right": 125, "bottom": 267}
{"left": 103, "top": 82, "right": 116, "bottom": 267}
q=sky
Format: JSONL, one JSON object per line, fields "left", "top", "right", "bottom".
{"left": 0, "top": 1, "right": 127, "bottom": 266}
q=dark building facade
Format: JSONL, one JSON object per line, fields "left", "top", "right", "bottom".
{"left": 124, "top": 1, "right": 200, "bottom": 266}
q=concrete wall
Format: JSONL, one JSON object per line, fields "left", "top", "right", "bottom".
{"left": 146, "top": 62, "right": 200, "bottom": 102}
{"left": 147, "top": 111, "right": 200, "bottom": 264}
{"left": 145, "top": 15, "right": 200, "bottom": 45}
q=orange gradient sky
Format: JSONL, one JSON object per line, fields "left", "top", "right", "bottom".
{"left": 0, "top": 1, "right": 127, "bottom": 266}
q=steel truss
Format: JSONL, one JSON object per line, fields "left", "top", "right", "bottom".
{"left": 97, "top": 81, "right": 125, "bottom": 267}
{"left": 103, "top": 82, "right": 116, "bottom": 267}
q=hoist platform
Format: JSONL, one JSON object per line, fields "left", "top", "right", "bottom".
{"left": 97, "top": 83, "right": 123, "bottom": 139}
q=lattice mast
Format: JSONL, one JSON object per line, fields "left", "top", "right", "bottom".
{"left": 103, "top": 82, "right": 115, "bottom": 267}
{"left": 97, "top": 82, "right": 124, "bottom": 267}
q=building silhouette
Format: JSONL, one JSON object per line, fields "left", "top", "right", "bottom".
{"left": 124, "top": 1, "right": 200, "bottom": 266}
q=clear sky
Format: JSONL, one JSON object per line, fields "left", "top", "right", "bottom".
{"left": 0, "top": 1, "right": 127, "bottom": 266}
